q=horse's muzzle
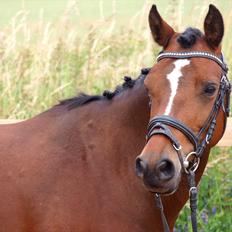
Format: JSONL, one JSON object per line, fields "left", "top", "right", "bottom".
{"left": 135, "top": 156, "right": 179, "bottom": 193}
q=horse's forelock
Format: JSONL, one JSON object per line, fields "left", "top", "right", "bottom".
{"left": 177, "top": 27, "right": 203, "bottom": 48}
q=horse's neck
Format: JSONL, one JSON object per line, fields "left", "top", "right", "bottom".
{"left": 110, "top": 83, "right": 150, "bottom": 152}
{"left": 105, "top": 82, "right": 151, "bottom": 172}
{"left": 39, "top": 79, "right": 150, "bottom": 173}
{"left": 74, "top": 80, "right": 150, "bottom": 167}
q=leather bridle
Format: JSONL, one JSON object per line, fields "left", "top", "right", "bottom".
{"left": 145, "top": 51, "right": 231, "bottom": 232}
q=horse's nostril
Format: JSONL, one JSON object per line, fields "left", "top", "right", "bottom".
{"left": 156, "top": 159, "right": 175, "bottom": 181}
{"left": 135, "top": 157, "right": 148, "bottom": 177}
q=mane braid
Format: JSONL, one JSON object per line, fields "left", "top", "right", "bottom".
{"left": 177, "top": 27, "right": 203, "bottom": 48}
{"left": 58, "top": 72, "right": 146, "bottom": 110}
{"left": 103, "top": 76, "right": 136, "bottom": 100}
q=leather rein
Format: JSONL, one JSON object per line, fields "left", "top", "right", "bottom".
{"left": 145, "top": 51, "right": 231, "bottom": 232}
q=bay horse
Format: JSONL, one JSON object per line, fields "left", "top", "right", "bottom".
{"left": 0, "top": 4, "right": 230, "bottom": 232}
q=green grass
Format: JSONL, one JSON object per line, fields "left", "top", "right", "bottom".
{"left": 0, "top": 0, "right": 231, "bottom": 230}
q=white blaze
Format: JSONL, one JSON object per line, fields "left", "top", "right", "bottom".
{"left": 164, "top": 59, "right": 190, "bottom": 115}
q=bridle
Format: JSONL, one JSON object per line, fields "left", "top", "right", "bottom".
{"left": 145, "top": 51, "right": 231, "bottom": 232}
{"left": 146, "top": 51, "right": 231, "bottom": 232}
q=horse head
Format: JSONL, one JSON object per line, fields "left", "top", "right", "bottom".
{"left": 135, "top": 4, "right": 230, "bottom": 195}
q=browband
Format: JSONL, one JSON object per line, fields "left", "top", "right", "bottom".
{"left": 157, "top": 51, "right": 228, "bottom": 73}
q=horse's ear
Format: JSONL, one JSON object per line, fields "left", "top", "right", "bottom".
{"left": 204, "top": 4, "right": 224, "bottom": 48}
{"left": 149, "top": 5, "right": 174, "bottom": 47}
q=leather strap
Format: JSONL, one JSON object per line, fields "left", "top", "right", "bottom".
{"left": 155, "top": 194, "right": 170, "bottom": 232}
{"left": 147, "top": 116, "right": 198, "bottom": 150}
{"left": 157, "top": 51, "right": 228, "bottom": 72}
{"left": 187, "top": 171, "right": 198, "bottom": 232}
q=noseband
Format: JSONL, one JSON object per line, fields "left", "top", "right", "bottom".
{"left": 146, "top": 51, "right": 231, "bottom": 232}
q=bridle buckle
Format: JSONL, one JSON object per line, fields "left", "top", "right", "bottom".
{"left": 183, "top": 152, "right": 200, "bottom": 174}
{"left": 173, "top": 143, "right": 182, "bottom": 151}
{"left": 205, "top": 134, "right": 210, "bottom": 144}
{"left": 189, "top": 186, "right": 198, "bottom": 197}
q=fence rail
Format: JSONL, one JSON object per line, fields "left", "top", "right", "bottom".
{"left": 217, "top": 117, "right": 231, "bottom": 147}
{"left": 0, "top": 118, "right": 231, "bottom": 147}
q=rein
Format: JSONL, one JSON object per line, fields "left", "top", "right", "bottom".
{"left": 146, "top": 51, "right": 231, "bottom": 232}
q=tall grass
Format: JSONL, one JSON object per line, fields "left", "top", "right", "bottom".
{"left": 0, "top": 1, "right": 231, "bottom": 119}
{"left": 0, "top": 1, "right": 231, "bottom": 230}
{"left": 0, "top": 2, "right": 154, "bottom": 119}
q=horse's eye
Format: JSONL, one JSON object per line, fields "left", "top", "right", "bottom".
{"left": 203, "top": 84, "right": 217, "bottom": 96}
